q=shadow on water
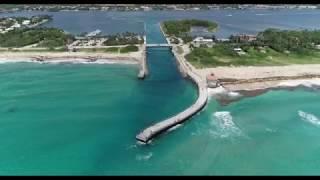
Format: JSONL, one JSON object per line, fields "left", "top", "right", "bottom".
{"left": 136, "top": 47, "right": 196, "bottom": 126}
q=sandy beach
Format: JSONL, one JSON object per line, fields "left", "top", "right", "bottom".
{"left": 196, "top": 65, "right": 320, "bottom": 91}
{"left": 0, "top": 50, "right": 143, "bottom": 64}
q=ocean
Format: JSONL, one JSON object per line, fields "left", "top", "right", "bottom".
{"left": 0, "top": 9, "right": 320, "bottom": 175}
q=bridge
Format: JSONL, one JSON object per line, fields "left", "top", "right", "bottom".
{"left": 146, "top": 43, "right": 172, "bottom": 47}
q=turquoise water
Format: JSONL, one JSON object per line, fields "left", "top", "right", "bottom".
{"left": 0, "top": 9, "right": 320, "bottom": 175}
{"left": 2, "top": 63, "right": 320, "bottom": 175}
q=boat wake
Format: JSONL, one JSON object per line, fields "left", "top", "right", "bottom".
{"left": 298, "top": 110, "right": 320, "bottom": 126}
{"left": 209, "top": 111, "right": 243, "bottom": 139}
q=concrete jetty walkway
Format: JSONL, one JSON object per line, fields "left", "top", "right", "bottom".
{"left": 136, "top": 45, "right": 208, "bottom": 143}
{"left": 138, "top": 36, "right": 148, "bottom": 79}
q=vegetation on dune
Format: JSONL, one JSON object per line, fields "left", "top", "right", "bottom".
{"left": 186, "top": 43, "right": 320, "bottom": 68}
{"left": 77, "top": 47, "right": 120, "bottom": 53}
{"left": 104, "top": 47, "right": 120, "bottom": 52}
{"left": 0, "top": 27, "right": 73, "bottom": 48}
{"left": 162, "top": 19, "right": 218, "bottom": 43}
{"left": 186, "top": 28, "right": 320, "bottom": 68}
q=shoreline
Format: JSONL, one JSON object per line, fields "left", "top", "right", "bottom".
{"left": 208, "top": 77, "right": 320, "bottom": 105}
{"left": 0, "top": 50, "right": 142, "bottom": 65}
{"left": 196, "top": 64, "right": 320, "bottom": 91}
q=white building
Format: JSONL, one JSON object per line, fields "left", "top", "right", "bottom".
{"left": 192, "top": 37, "right": 214, "bottom": 48}
{"left": 22, "top": 20, "right": 31, "bottom": 25}
{"left": 316, "top": 45, "right": 320, "bottom": 50}
{"left": 12, "top": 23, "right": 21, "bottom": 28}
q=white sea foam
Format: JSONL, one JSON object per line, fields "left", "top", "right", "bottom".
{"left": 207, "top": 87, "right": 242, "bottom": 100}
{"left": 0, "top": 58, "right": 138, "bottom": 65}
{"left": 136, "top": 141, "right": 147, "bottom": 146}
{"left": 136, "top": 152, "right": 153, "bottom": 161}
{"left": 265, "top": 128, "right": 276, "bottom": 133}
{"left": 209, "top": 111, "right": 243, "bottom": 138}
{"left": 278, "top": 79, "right": 320, "bottom": 88}
{"left": 208, "top": 86, "right": 228, "bottom": 96}
{"left": 298, "top": 110, "right": 320, "bottom": 126}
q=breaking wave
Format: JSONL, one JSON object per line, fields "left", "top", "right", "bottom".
{"left": 207, "top": 86, "right": 242, "bottom": 100}
{"left": 209, "top": 111, "right": 243, "bottom": 138}
{"left": 298, "top": 110, "right": 320, "bottom": 126}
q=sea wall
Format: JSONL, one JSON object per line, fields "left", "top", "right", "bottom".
{"left": 135, "top": 45, "right": 208, "bottom": 143}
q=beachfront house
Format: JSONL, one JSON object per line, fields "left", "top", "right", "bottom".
{"left": 206, "top": 73, "right": 221, "bottom": 88}
{"left": 192, "top": 37, "right": 215, "bottom": 48}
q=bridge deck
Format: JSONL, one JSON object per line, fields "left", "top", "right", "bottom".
{"left": 146, "top": 44, "right": 172, "bottom": 47}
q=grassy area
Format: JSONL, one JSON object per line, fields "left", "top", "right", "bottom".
{"left": 76, "top": 46, "right": 138, "bottom": 53}
{"left": 77, "top": 47, "right": 120, "bottom": 53}
{"left": 119, "top": 45, "right": 139, "bottom": 53}
{"left": 185, "top": 44, "right": 320, "bottom": 68}
{"left": 104, "top": 47, "right": 120, "bottom": 53}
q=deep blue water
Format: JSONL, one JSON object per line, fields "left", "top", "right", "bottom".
{"left": 2, "top": 9, "right": 320, "bottom": 38}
